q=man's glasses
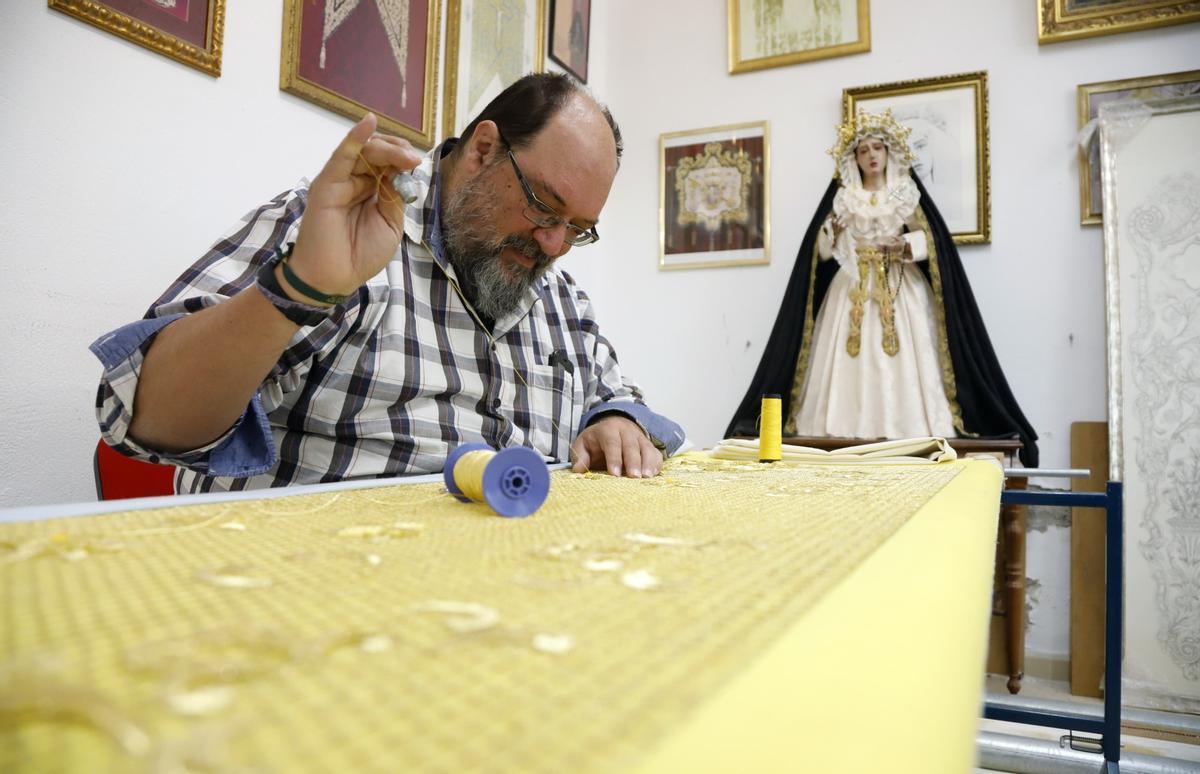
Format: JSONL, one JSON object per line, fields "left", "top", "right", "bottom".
{"left": 500, "top": 136, "right": 600, "bottom": 247}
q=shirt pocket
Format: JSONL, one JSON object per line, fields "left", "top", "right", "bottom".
{"left": 522, "top": 362, "right": 580, "bottom": 463}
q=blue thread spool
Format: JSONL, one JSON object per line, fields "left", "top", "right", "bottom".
{"left": 442, "top": 443, "right": 550, "bottom": 518}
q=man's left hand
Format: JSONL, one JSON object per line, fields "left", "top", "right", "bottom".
{"left": 570, "top": 415, "right": 664, "bottom": 478}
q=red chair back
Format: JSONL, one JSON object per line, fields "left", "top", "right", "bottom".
{"left": 94, "top": 440, "right": 176, "bottom": 500}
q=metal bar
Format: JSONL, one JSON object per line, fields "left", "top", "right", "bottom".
{"left": 1000, "top": 489, "right": 1108, "bottom": 508}
{"left": 983, "top": 689, "right": 1200, "bottom": 738}
{"left": 1103, "top": 480, "right": 1124, "bottom": 764}
{"left": 1003, "top": 468, "right": 1092, "bottom": 479}
{"left": 983, "top": 704, "right": 1106, "bottom": 734}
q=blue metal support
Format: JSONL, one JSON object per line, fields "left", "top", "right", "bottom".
{"left": 983, "top": 480, "right": 1123, "bottom": 771}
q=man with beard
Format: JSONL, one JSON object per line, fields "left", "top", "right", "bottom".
{"left": 92, "top": 74, "right": 684, "bottom": 493}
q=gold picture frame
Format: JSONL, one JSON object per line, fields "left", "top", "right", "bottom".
{"left": 280, "top": 0, "right": 442, "bottom": 148}
{"left": 1038, "top": 0, "right": 1200, "bottom": 44}
{"left": 659, "top": 121, "right": 770, "bottom": 271}
{"left": 49, "top": 0, "right": 225, "bottom": 77}
{"left": 443, "top": 0, "right": 545, "bottom": 141}
{"left": 1077, "top": 69, "right": 1200, "bottom": 225}
{"left": 844, "top": 71, "right": 990, "bottom": 245}
{"left": 727, "top": 0, "right": 869, "bottom": 74}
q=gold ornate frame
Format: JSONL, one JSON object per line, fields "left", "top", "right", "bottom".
{"left": 727, "top": 0, "right": 869, "bottom": 74}
{"left": 443, "top": 0, "right": 545, "bottom": 141}
{"left": 280, "top": 0, "right": 442, "bottom": 148}
{"left": 659, "top": 121, "right": 771, "bottom": 271}
{"left": 1077, "top": 69, "right": 1200, "bottom": 225}
{"left": 1038, "top": 0, "right": 1200, "bottom": 44}
{"left": 844, "top": 71, "right": 991, "bottom": 246}
{"left": 48, "top": 0, "right": 225, "bottom": 77}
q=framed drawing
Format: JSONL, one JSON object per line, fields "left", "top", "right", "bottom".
{"left": 548, "top": 0, "right": 589, "bottom": 82}
{"left": 280, "top": 0, "right": 441, "bottom": 148}
{"left": 1038, "top": 0, "right": 1200, "bottom": 44}
{"left": 444, "top": 0, "right": 545, "bottom": 140}
{"left": 1077, "top": 69, "right": 1200, "bottom": 225}
{"left": 1099, "top": 94, "right": 1200, "bottom": 708}
{"left": 659, "top": 121, "right": 770, "bottom": 271}
{"left": 844, "top": 71, "right": 990, "bottom": 245}
{"left": 48, "top": 0, "right": 225, "bottom": 77}
{"left": 727, "top": 0, "right": 869, "bottom": 75}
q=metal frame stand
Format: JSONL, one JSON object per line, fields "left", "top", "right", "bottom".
{"left": 983, "top": 481, "right": 1123, "bottom": 773}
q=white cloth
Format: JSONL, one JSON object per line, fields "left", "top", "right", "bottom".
{"left": 710, "top": 436, "right": 958, "bottom": 465}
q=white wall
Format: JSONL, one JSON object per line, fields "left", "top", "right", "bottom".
{"left": 0, "top": 2, "right": 1196, "bottom": 511}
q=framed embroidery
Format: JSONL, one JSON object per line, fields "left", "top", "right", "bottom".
{"left": 1038, "top": 0, "right": 1200, "bottom": 44}
{"left": 1077, "top": 69, "right": 1200, "bottom": 225}
{"left": 280, "top": 0, "right": 441, "bottom": 148}
{"left": 844, "top": 71, "right": 990, "bottom": 245}
{"left": 727, "top": 0, "right": 869, "bottom": 74}
{"left": 659, "top": 121, "right": 770, "bottom": 270}
{"left": 443, "top": 0, "right": 545, "bottom": 140}
{"left": 1099, "top": 94, "right": 1200, "bottom": 705}
{"left": 48, "top": 0, "right": 225, "bottom": 77}
{"left": 547, "top": 0, "right": 589, "bottom": 82}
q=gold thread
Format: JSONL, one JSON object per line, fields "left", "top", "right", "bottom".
{"left": 453, "top": 450, "right": 496, "bottom": 504}
{"left": 758, "top": 397, "right": 782, "bottom": 462}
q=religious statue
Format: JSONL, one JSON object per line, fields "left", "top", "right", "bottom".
{"left": 725, "top": 109, "right": 1038, "bottom": 466}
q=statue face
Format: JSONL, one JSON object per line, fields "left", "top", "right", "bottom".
{"left": 855, "top": 137, "right": 887, "bottom": 178}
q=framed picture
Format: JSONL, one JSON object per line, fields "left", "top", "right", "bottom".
{"left": 727, "top": 0, "right": 869, "bottom": 75}
{"left": 1077, "top": 69, "right": 1200, "bottom": 225}
{"left": 1038, "top": 0, "right": 1200, "bottom": 44}
{"left": 48, "top": 0, "right": 225, "bottom": 77}
{"left": 444, "top": 0, "right": 545, "bottom": 140}
{"left": 659, "top": 121, "right": 770, "bottom": 271}
{"left": 548, "top": 0, "right": 589, "bottom": 82}
{"left": 280, "top": 0, "right": 441, "bottom": 148}
{"left": 844, "top": 71, "right": 990, "bottom": 245}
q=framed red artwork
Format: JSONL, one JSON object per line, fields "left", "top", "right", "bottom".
{"left": 548, "top": 0, "right": 589, "bottom": 83}
{"left": 281, "top": 0, "right": 442, "bottom": 148}
{"left": 659, "top": 121, "right": 771, "bottom": 271}
{"left": 49, "top": 0, "right": 225, "bottom": 77}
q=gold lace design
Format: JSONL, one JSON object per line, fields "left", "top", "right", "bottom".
{"left": 846, "top": 245, "right": 905, "bottom": 358}
{"left": 784, "top": 236, "right": 824, "bottom": 435}
{"left": 911, "top": 208, "right": 968, "bottom": 435}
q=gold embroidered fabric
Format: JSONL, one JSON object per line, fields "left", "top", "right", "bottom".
{"left": 2, "top": 457, "right": 961, "bottom": 773}
{"left": 846, "top": 245, "right": 904, "bottom": 358}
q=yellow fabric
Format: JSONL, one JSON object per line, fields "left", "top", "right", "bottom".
{"left": 1, "top": 457, "right": 997, "bottom": 773}
{"left": 635, "top": 457, "right": 1002, "bottom": 773}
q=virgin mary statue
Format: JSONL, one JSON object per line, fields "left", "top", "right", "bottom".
{"left": 725, "top": 110, "right": 1038, "bottom": 466}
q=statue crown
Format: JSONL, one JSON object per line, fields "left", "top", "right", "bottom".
{"left": 828, "top": 109, "right": 916, "bottom": 170}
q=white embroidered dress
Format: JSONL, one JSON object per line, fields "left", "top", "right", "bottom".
{"left": 791, "top": 150, "right": 955, "bottom": 440}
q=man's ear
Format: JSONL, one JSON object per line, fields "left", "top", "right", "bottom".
{"left": 462, "top": 120, "right": 503, "bottom": 173}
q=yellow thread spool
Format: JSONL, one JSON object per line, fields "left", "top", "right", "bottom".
{"left": 443, "top": 443, "right": 550, "bottom": 518}
{"left": 453, "top": 451, "right": 495, "bottom": 503}
{"left": 759, "top": 394, "right": 782, "bottom": 463}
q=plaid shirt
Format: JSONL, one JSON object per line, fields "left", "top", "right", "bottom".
{"left": 92, "top": 143, "right": 685, "bottom": 493}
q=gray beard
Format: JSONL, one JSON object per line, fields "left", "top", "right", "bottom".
{"left": 441, "top": 170, "right": 553, "bottom": 321}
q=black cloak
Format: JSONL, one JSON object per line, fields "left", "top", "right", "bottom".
{"left": 724, "top": 172, "right": 1039, "bottom": 467}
